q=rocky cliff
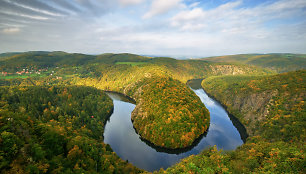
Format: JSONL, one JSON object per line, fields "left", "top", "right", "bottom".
{"left": 202, "top": 71, "right": 305, "bottom": 140}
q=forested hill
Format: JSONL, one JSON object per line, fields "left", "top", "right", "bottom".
{"left": 0, "top": 51, "right": 149, "bottom": 72}
{"left": 0, "top": 86, "right": 142, "bottom": 173}
{"left": 0, "top": 52, "right": 22, "bottom": 60}
{"left": 2, "top": 51, "right": 304, "bottom": 74}
{"left": 0, "top": 51, "right": 271, "bottom": 83}
{"left": 201, "top": 53, "right": 306, "bottom": 73}
{"left": 202, "top": 70, "right": 305, "bottom": 140}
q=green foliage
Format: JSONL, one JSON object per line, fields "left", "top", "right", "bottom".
{"left": 0, "top": 51, "right": 271, "bottom": 84}
{"left": 202, "top": 70, "right": 306, "bottom": 143}
{"left": 203, "top": 53, "right": 306, "bottom": 73}
{"left": 1, "top": 51, "right": 301, "bottom": 173}
{"left": 74, "top": 63, "right": 170, "bottom": 91}
{"left": 0, "top": 51, "right": 150, "bottom": 73}
{"left": 190, "top": 70, "right": 306, "bottom": 174}
{"left": 161, "top": 137, "right": 305, "bottom": 174}
{"left": 229, "top": 137, "right": 305, "bottom": 173}
{"left": 95, "top": 53, "right": 151, "bottom": 64}
{"left": 115, "top": 62, "right": 148, "bottom": 66}
{"left": 0, "top": 73, "right": 47, "bottom": 80}
{"left": 0, "top": 52, "right": 22, "bottom": 59}
{"left": 0, "top": 51, "right": 96, "bottom": 72}
{"left": 128, "top": 76, "right": 210, "bottom": 149}
{"left": 147, "top": 58, "right": 269, "bottom": 82}
{"left": 0, "top": 86, "right": 142, "bottom": 173}
{"left": 161, "top": 146, "right": 229, "bottom": 174}
{"left": 0, "top": 131, "right": 22, "bottom": 160}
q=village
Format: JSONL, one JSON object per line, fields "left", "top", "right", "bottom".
{"left": 2, "top": 67, "right": 47, "bottom": 76}
{"left": 0, "top": 67, "right": 62, "bottom": 80}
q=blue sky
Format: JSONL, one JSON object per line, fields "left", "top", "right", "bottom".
{"left": 0, "top": 0, "right": 305, "bottom": 57}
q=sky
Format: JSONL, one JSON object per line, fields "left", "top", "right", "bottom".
{"left": 0, "top": 0, "right": 305, "bottom": 58}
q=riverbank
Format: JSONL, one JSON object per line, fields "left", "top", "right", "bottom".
{"left": 103, "top": 80, "right": 244, "bottom": 171}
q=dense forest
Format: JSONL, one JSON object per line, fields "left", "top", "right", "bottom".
{"left": 0, "top": 51, "right": 305, "bottom": 173}
{"left": 202, "top": 53, "right": 306, "bottom": 73}
{"left": 130, "top": 76, "right": 209, "bottom": 149}
{"left": 202, "top": 70, "right": 305, "bottom": 140}
{"left": 0, "top": 86, "right": 142, "bottom": 173}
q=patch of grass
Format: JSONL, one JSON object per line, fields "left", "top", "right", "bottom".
{"left": 0, "top": 74, "right": 47, "bottom": 80}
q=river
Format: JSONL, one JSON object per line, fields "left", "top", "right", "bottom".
{"left": 103, "top": 79, "right": 246, "bottom": 172}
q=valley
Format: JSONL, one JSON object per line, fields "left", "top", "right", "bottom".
{"left": 0, "top": 52, "right": 305, "bottom": 173}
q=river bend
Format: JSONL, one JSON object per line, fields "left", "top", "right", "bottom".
{"left": 103, "top": 80, "right": 245, "bottom": 171}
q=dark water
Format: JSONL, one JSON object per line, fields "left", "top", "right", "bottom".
{"left": 104, "top": 80, "right": 246, "bottom": 172}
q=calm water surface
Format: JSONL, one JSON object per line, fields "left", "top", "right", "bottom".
{"left": 103, "top": 80, "right": 246, "bottom": 172}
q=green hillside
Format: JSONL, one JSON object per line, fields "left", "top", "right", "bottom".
{"left": 202, "top": 53, "right": 306, "bottom": 73}
{"left": 0, "top": 51, "right": 150, "bottom": 73}
{"left": 0, "top": 52, "right": 22, "bottom": 60}
{"left": 202, "top": 71, "right": 305, "bottom": 141}
{"left": 0, "top": 51, "right": 92, "bottom": 72}
{"left": 0, "top": 86, "right": 141, "bottom": 173}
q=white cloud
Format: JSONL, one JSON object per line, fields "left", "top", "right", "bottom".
{"left": 143, "top": 0, "right": 184, "bottom": 19}
{"left": 170, "top": 0, "right": 306, "bottom": 33}
{"left": 3, "top": 0, "right": 63, "bottom": 17}
{"left": 170, "top": 8, "right": 205, "bottom": 30}
{"left": 266, "top": 0, "right": 306, "bottom": 11}
{"left": 2, "top": 10, "right": 49, "bottom": 20}
{"left": 90, "top": 0, "right": 306, "bottom": 56}
{"left": 170, "top": 1, "right": 243, "bottom": 31}
{"left": 119, "top": 0, "right": 145, "bottom": 6}
{"left": 1, "top": 0, "right": 305, "bottom": 56}
{"left": 189, "top": 2, "right": 200, "bottom": 8}
{"left": 2, "top": 27, "right": 20, "bottom": 34}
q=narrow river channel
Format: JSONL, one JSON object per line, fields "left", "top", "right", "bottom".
{"left": 103, "top": 80, "right": 246, "bottom": 172}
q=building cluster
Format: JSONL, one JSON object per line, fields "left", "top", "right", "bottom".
{"left": 1, "top": 67, "right": 49, "bottom": 76}
{"left": 1, "top": 71, "right": 12, "bottom": 76}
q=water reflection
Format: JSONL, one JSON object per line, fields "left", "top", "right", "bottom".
{"left": 104, "top": 80, "right": 245, "bottom": 172}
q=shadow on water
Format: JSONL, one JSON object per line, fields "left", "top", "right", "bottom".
{"left": 187, "top": 78, "right": 205, "bottom": 90}
{"left": 187, "top": 79, "right": 248, "bottom": 143}
{"left": 228, "top": 114, "right": 248, "bottom": 143}
{"left": 104, "top": 91, "right": 136, "bottom": 104}
{"left": 138, "top": 129, "right": 209, "bottom": 154}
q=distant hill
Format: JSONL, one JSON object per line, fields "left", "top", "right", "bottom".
{"left": 0, "top": 52, "right": 22, "bottom": 60}
{"left": 3, "top": 51, "right": 302, "bottom": 73}
{"left": 201, "top": 53, "right": 306, "bottom": 72}
{"left": 0, "top": 51, "right": 272, "bottom": 84}
{"left": 0, "top": 51, "right": 150, "bottom": 72}
{"left": 95, "top": 53, "right": 151, "bottom": 64}
{"left": 0, "top": 51, "right": 95, "bottom": 72}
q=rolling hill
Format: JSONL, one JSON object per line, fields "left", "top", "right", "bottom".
{"left": 201, "top": 53, "right": 306, "bottom": 73}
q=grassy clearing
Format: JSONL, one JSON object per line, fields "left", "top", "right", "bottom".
{"left": 0, "top": 74, "right": 47, "bottom": 80}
